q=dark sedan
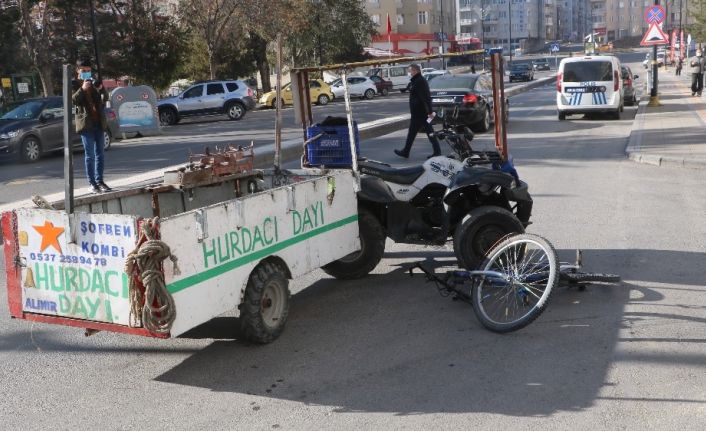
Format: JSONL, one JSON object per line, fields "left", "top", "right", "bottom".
{"left": 429, "top": 74, "right": 508, "bottom": 133}
{"left": 509, "top": 64, "right": 534, "bottom": 82}
{"left": 369, "top": 75, "right": 393, "bottom": 96}
{"left": 621, "top": 65, "right": 639, "bottom": 106}
{"left": 532, "top": 58, "right": 551, "bottom": 71}
{"left": 0, "top": 97, "right": 118, "bottom": 163}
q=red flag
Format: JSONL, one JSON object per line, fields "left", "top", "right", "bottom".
{"left": 386, "top": 13, "right": 392, "bottom": 35}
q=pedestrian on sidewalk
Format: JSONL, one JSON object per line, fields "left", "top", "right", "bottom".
{"left": 676, "top": 57, "right": 683, "bottom": 76}
{"left": 394, "top": 64, "right": 441, "bottom": 159}
{"left": 689, "top": 51, "right": 704, "bottom": 96}
{"left": 72, "top": 58, "right": 112, "bottom": 193}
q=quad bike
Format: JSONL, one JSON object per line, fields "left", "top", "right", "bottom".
{"left": 323, "top": 111, "right": 533, "bottom": 279}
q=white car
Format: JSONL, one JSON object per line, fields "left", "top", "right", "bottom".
{"left": 423, "top": 70, "right": 451, "bottom": 81}
{"left": 421, "top": 67, "right": 437, "bottom": 74}
{"left": 556, "top": 55, "right": 624, "bottom": 120}
{"left": 330, "top": 76, "right": 378, "bottom": 99}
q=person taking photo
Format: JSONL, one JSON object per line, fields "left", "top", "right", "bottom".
{"left": 72, "top": 59, "right": 112, "bottom": 193}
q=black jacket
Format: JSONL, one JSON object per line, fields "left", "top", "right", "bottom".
{"left": 408, "top": 73, "right": 433, "bottom": 118}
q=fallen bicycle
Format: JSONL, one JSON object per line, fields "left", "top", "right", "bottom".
{"left": 409, "top": 233, "right": 620, "bottom": 333}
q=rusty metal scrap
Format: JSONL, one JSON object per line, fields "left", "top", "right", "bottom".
{"left": 164, "top": 144, "right": 255, "bottom": 187}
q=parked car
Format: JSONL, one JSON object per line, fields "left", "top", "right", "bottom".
{"left": 532, "top": 58, "right": 551, "bottom": 71}
{"left": 367, "top": 64, "right": 411, "bottom": 92}
{"left": 368, "top": 75, "right": 393, "bottom": 96}
{"left": 0, "top": 97, "right": 82, "bottom": 162}
{"left": 621, "top": 65, "right": 639, "bottom": 106}
{"left": 423, "top": 70, "right": 451, "bottom": 81}
{"left": 421, "top": 67, "right": 437, "bottom": 74}
{"left": 429, "top": 73, "right": 509, "bottom": 133}
{"left": 330, "top": 76, "right": 378, "bottom": 99}
{"left": 157, "top": 79, "right": 256, "bottom": 126}
{"left": 258, "top": 79, "right": 334, "bottom": 108}
{"left": 509, "top": 63, "right": 534, "bottom": 82}
{"left": 656, "top": 52, "right": 666, "bottom": 67}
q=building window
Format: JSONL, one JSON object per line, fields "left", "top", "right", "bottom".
{"left": 371, "top": 14, "right": 380, "bottom": 24}
{"left": 418, "top": 10, "right": 428, "bottom": 24}
{"left": 368, "top": 0, "right": 379, "bottom": 4}
{"left": 397, "top": 14, "right": 404, "bottom": 25}
{"left": 418, "top": 0, "right": 431, "bottom": 4}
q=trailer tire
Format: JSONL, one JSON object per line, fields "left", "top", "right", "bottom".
{"left": 239, "top": 261, "right": 290, "bottom": 344}
{"left": 322, "top": 209, "right": 385, "bottom": 279}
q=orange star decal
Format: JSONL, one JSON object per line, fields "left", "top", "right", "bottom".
{"left": 32, "top": 221, "right": 64, "bottom": 253}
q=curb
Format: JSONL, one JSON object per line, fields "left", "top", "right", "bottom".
{"left": 625, "top": 79, "right": 706, "bottom": 170}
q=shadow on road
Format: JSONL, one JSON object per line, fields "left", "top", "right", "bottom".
{"left": 150, "top": 248, "right": 706, "bottom": 416}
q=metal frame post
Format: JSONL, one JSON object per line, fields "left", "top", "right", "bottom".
{"left": 490, "top": 53, "right": 508, "bottom": 160}
{"left": 274, "top": 34, "right": 283, "bottom": 170}
{"left": 63, "top": 65, "right": 74, "bottom": 214}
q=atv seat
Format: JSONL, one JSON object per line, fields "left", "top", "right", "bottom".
{"left": 358, "top": 160, "right": 425, "bottom": 185}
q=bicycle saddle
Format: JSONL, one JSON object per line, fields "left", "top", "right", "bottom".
{"left": 358, "top": 160, "right": 425, "bottom": 185}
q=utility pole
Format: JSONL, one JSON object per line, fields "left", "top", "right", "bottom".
{"left": 648, "top": 0, "right": 661, "bottom": 106}
{"left": 88, "top": 0, "right": 102, "bottom": 79}
{"left": 508, "top": 0, "right": 513, "bottom": 65}
{"left": 481, "top": 0, "right": 486, "bottom": 70}
{"left": 441, "top": 0, "right": 446, "bottom": 69}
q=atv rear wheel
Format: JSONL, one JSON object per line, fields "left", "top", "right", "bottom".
{"left": 322, "top": 209, "right": 385, "bottom": 279}
{"left": 453, "top": 206, "right": 525, "bottom": 270}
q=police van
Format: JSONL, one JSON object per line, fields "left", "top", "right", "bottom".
{"left": 556, "top": 55, "right": 624, "bottom": 120}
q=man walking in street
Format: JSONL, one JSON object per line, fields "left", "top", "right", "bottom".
{"left": 689, "top": 51, "right": 704, "bottom": 96}
{"left": 72, "top": 59, "right": 112, "bottom": 193}
{"left": 394, "top": 64, "right": 441, "bottom": 159}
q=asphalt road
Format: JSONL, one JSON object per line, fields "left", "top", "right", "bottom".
{"left": 0, "top": 70, "right": 555, "bottom": 206}
{"left": 3, "top": 54, "right": 705, "bottom": 429}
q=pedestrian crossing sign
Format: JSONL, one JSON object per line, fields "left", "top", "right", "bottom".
{"left": 640, "top": 23, "right": 669, "bottom": 46}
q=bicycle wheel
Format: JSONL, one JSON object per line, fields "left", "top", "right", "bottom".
{"left": 562, "top": 272, "right": 621, "bottom": 284}
{"left": 472, "top": 233, "right": 559, "bottom": 333}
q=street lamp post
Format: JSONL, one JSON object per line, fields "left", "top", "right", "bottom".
{"left": 481, "top": 1, "right": 485, "bottom": 70}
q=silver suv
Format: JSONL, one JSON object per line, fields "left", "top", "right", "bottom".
{"left": 157, "top": 80, "right": 256, "bottom": 125}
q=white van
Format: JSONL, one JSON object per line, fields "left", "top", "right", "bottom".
{"left": 556, "top": 55, "right": 624, "bottom": 120}
{"left": 367, "top": 64, "right": 411, "bottom": 92}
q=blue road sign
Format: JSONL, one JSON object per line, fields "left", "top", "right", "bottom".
{"left": 645, "top": 5, "right": 665, "bottom": 24}
{"left": 551, "top": 44, "right": 560, "bottom": 52}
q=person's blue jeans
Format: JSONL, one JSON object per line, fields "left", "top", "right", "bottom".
{"left": 80, "top": 126, "right": 105, "bottom": 185}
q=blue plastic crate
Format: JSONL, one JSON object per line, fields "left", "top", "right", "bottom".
{"left": 306, "top": 123, "right": 360, "bottom": 167}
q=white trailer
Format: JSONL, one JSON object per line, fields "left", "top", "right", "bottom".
{"left": 2, "top": 168, "right": 360, "bottom": 342}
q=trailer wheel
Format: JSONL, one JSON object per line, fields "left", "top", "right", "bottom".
{"left": 322, "top": 208, "right": 385, "bottom": 279}
{"left": 239, "top": 261, "right": 290, "bottom": 344}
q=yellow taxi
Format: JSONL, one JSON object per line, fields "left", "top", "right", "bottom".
{"left": 259, "top": 79, "right": 335, "bottom": 108}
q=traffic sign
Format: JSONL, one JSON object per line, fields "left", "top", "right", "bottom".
{"left": 640, "top": 22, "right": 669, "bottom": 46}
{"left": 551, "top": 44, "right": 560, "bottom": 53}
{"left": 644, "top": 5, "right": 665, "bottom": 24}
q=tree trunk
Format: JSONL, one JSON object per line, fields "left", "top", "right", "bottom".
{"left": 37, "top": 62, "right": 55, "bottom": 96}
{"left": 249, "top": 33, "right": 271, "bottom": 92}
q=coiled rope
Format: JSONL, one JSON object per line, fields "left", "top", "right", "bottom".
{"left": 125, "top": 217, "right": 179, "bottom": 334}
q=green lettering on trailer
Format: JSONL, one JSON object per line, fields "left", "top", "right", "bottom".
{"left": 166, "top": 214, "right": 358, "bottom": 294}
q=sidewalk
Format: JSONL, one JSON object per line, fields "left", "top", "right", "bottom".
{"left": 626, "top": 68, "right": 706, "bottom": 169}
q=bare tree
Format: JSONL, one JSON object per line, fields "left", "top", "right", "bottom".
{"left": 179, "top": 0, "right": 240, "bottom": 79}
{"left": 17, "top": 0, "right": 54, "bottom": 95}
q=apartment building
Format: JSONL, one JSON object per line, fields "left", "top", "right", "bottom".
{"left": 456, "top": 0, "right": 558, "bottom": 52}
{"left": 365, "top": 0, "right": 457, "bottom": 54}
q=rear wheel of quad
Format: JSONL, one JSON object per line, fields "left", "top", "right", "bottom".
{"left": 239, "top": 261, "right": 290, "bottom": 344}
{"left": 453, "top": 206, "right": 525, "bottom": 270}
{"left": 322, "top": 208, "right": 385, "bottom": 279}
{"left": 473, "top": 233, "right": 558, "bottom": 333}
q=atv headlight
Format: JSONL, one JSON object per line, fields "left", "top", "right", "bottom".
{"left": 0, "top": 130, "right": 20, "bottom": 139}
